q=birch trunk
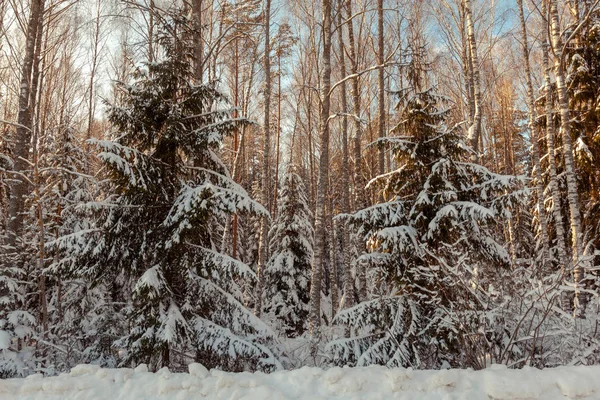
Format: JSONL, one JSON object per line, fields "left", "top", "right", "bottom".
{"left": 8, "top": 0, "right": 43, "bottom": 245}
{"left": 549, "top": 0, "right": 586, "bottom": 314}
{"left": 309, "top": 0, "right": 332, "bottom": 334}
{"left": 337, "top": 9, "right": 355, "bottom": 310}
{"left": 463, "top": 0, "right": 482, "bottom": 161}
{"left": 460, "top": 3, "right": 475, "bottom": 126}
{"left": 541, "top": 0, "right": 569, "bottom": 310}
{"left": 516, "top": 0, "right": 550, "bottom": 266}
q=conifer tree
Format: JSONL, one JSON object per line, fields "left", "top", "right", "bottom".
{"left": 329, "top": 89, "right": 525, "bottom": 368}
{"left": 262, "top": 169, "right": 313, "bottom": 338}
{"left": 53, "top": 11, "right": 279, "bottom": 372}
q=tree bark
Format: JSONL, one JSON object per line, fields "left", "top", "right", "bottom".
{"left": 463, "top": 0, "right": 482, "bottom": 161}
{"left": 256, "top": 0, "right": 272, "bottom": 317}
{"left": 8, "top": 0, "right": 44, "bottom": 245}
{"left": 549, "top": 0, "right": 586, "bottom": 315}
{"left": 192, "top": 0, "right": 203, "bottom": 82}
{"left": 377, "top": 0, "right": 385, "bottom": 178}
{"left": 309, "top": 0, "right": 332, "bottom": 334}
{"left": 541, "top": 0, "right": 569, "bottom": 311}
{"left": 273, "top": 51, "right": 282, "bottom": 218}
{"left": 346, "top": 0, "right": 368, "bottom": 302}
{"left": 516, "top": 0, "right": 550, "bottom": 267}
{"left": 337, "top": 9, "right": 355, "bottom": 310}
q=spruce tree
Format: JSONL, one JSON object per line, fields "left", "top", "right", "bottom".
{"left": 329, "top": 89, "right": 525, "bottom": 368}
{"left": 53, "top": 12, "right": 278, "bottom": 372}
{"left": 262, "top": 169, "right": 313, "bottom": 338}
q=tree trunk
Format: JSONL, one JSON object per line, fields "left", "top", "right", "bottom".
{"left": 463, "top": 0, "right": 482, "bottom": 161}
{"left": 148, "top": 0, "right": 155, "bottom": 64}
{"left": 346, "top": 0, "right": 368, "bottom": 302}
{"left": 337, "top": 9, "right": 355, "bottom": 310}
{"left": 377, "top": 0, "right": 385, "bottom": 178}
{"left": 192, "top": 0, "right": 203, "bottom": 82}
{"left": 273, "top": 52, "right": 282, "bottom": 218}
{"left": 541, "top": 0, "right": 569, "bottom": 310}
{"left": 516, "top": 0, "right": 550, "bottom": 267}
{"left": 549, "top": 0, "right": 586, "bottom": 315}
{"left": 309, "top": 0, "right": 332, "bottom": 334}
{"left": 8, "top": 0, "right": 44, "bottom": 245}
{"left": 460, "top": 4, "right": 475, "bottom": 126}
{"left": 256, "top": 0, "right": 272, "bottom": 317}
{"left": 329, "top": 198, "right": 338, "bottom": 318}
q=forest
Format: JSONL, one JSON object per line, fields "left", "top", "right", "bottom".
{"left": 1, "top": 0, "right": 600, "bottom": 377}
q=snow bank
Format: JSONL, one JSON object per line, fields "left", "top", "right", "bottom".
{"left": 2, "top": 364, "right": 600, "bottom": 399}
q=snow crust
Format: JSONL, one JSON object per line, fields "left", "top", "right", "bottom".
{"left": 2, "top": 364, "right": 600, "bottom": 399}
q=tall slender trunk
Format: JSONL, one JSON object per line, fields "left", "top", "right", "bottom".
{"left": 232, "top": 35, "right": 239, "bottom": 258}
{"left": 273, "top": 52, "right": 282, "bottom": 218}
{"left": 256, "top": 0, "right": 272, "bottom": 317}
{"left": 192, "top": 0, "right": 203, "bottom": 82}
{"left": 377, "top": 0, "right": 385, "bottom": 178}
{"left": 309, "top": 0, "right": 332, "bottom": 334}
{"left": 517, "top": 0, "right": 550, "bottom": 267}
{"left": 346, "top": 0, "right": 368, "bottom": 302}
{"left": 329, "top": 196, "right": 338, "bottom": 318}
{"left": 337, "top": 9, "right": 354, "bottom": 310}
{"left": 148, "top": 0, "right": 155, "bottom": 64}
{"left": 542, "top": 0, "right": 569, "bottom": 307}
{"left": 463, "top": 0, "right": 482, "bottom": 161}
{"left": 460, "top": 4, "right": 475, "bottom": 125}
{"left": 549, "top": 0, "right": 586, "bottom": 315}
{"left": 87, "top": 0, "right": 101, "bottom": 151}
{"left": 26, "top": 0, "right": 47, "bottom": 344}
{"left": 8, "top": 0, "right": 44, "bottom": 245}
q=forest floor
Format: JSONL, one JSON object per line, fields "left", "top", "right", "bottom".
{"left": 1, "top": 363, "right": 599, "bottom": 399}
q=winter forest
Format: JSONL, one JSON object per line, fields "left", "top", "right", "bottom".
{"left": 1, "top": 0, "right": 600, "bottom": 378}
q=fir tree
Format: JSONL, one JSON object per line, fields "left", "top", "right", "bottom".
{"left": 53, "top": 11, "right": 279, "bottom": 372}
{"left": 329, "top": 89, "right": 526, "bottom": 368}
{"left": 262, "top": 169, "right": 313, "bottom": 338}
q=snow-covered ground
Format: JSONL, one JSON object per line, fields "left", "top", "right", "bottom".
{"left": 2, "top": 363, "right": 600, "bottom": 399}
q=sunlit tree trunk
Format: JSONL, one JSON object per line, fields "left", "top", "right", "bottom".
{"left": 549, "top": 0, "right": 586, "bottom": 315}
{"left": 542, "top": 0, "right": 569, "bottom": 306}
{"left": 463, "top": 0, "right": 482, "bottom": 161}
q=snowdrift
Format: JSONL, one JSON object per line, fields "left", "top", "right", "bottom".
{"left": 2, "top": 363, "right": 600, "bottom": 399}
